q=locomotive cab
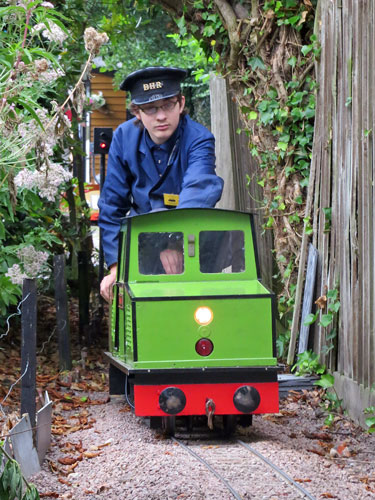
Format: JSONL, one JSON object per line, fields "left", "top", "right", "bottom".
{"left": 105, "top": 208, "right": 279, "bottom": 433}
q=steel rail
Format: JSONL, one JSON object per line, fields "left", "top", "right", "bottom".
{"left": 237, "top": 439, "right": 317, "bottom": 500}
{"left": 171, "top": 437, "right": 243, "bottom": 500}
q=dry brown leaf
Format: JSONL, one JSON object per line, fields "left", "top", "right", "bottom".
{"left": 58, "top": 478, "right": 72, "bottom": 486}
{"left": 58, "top": 456, "right": 78, "bottom": 466}
{"left": 66, "top": 462, "right": 79, "bottom": 473}
{"left": 315, "top": 295, "right": 327, "bottom": 309}
{"left": 39, "top": 493, "right": 59, "bottom": 498}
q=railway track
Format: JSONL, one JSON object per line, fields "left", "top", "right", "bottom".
{"left": 171, "top": 436, "right": 317, "bottom": 500}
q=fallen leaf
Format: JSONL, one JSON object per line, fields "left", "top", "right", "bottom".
{"left": 58, "top": 456, "right": 78, "bottom": 466}
{"left": 83, "top": 451, "right": 102, "bottom": 458}
{"left": 336, "top": 441, "right": 348, "bottom": 454}
{"left": 58, "top": 478, "right": 72, "bottom": 486}
{"left": 66, "top": 462, "right": 79, "bottom": 473}
{"left": 295, "top": 478, "right": 312, "bottom": 483}
{"left": 39, "top": 492, "right": 59, "bottom": 498}
{"left": 321, "top": 494, "right": 336, "bottom": 499}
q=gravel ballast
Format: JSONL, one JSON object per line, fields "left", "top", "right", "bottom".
{"left": 31, "top": 391, "right": 375, "bottom": 499}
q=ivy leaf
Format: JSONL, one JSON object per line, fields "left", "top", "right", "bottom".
{"left": 365, "top": 418, "right": 375, "bottom": 432}
{"left": 303, "top": 312, "right": 318, "bottom": 325}
{"left": 288, "top": 56, "right": 297, "bottom": 67}
{"left": 315, "top": 373, "right": 335, "bottom": 389}
{"left": 277, "top": 141, "right": 288, "bottom": 151}
{"left": 301, "top": 45, "right": 312, "bottom": 56}
{"left": 249, "top": 56, "right": 266, "bottom": 70}
{"left": 328, "top": 301, "right": 341, "bottom": 313}
{"left": 319, "top": 314, "right": 333, "bottom": 327}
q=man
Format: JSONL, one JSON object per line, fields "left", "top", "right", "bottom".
{"left": 98, "top": 66, "right": 224, "bottom": 301}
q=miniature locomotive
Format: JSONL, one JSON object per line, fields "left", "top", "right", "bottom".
{"left": 105, "top": 208, "right": 279, "bottom": 435}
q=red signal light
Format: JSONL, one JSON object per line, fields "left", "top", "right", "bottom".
{"left": 195, "top": 338, "right": 213, "bottom": 356}
{"left": 99, "top": 142, "right": 107, "bottom": 149}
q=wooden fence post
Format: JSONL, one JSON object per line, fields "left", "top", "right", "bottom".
{"left": 54, "top": 255, "right": 72, "bottom": 371}
{"left": 78, "top": 250, "right": 90, "bottom": 344}
{"left": 21, "top": 278, "right": 37, "bottom": 428}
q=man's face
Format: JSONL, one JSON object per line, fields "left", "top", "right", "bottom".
{"left": 134, "top": 96, "right": 185, "bottom": 145}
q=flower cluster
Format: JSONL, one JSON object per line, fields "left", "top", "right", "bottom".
{"left": 17, "top": 106, "right": 71, "bottom": 157}
{"left": 15, "top": 162, "right": 72, "bottom": 202}
{"left": 33, "top": 58, "right": 65, "bottom": 84}
{"left": 84, "top": 91, "right": 106, "bottom": 112}
{"left": 33, "top": 21, "right": 68, "bottom": 44}
{"left": 84, "top": 27, "right": 109, "bottom": 56}
{"left": 6, "top": 246, "right": 49, "bottom": 285}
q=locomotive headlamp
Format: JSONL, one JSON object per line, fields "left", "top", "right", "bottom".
{"left": 194, "top": 306, "right": 213, "bottom": 326}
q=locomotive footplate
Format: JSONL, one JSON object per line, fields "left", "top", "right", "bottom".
{"left": 104, "top": 351, "right": 280, "bottom": 416}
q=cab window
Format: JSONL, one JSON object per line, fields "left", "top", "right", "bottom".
{"left": 138, "top": 232, "right": 184, "bottom": 275}
{"left": 199, "top": 230, "right": 245, "bottom": 273}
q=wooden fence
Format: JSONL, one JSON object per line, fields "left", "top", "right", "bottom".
{"left": 210, "top": 75, "right": 273, "bottom": 288}
{"left": 291, "top": 0, "right": 375, "bottom": 423}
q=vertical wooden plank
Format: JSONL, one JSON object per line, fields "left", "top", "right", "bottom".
{"left": 298, "top": 244, "right": 318, "bottom": 354}
{"left": 351, "top": 0, "right": 360, "bottom": 384}
{"left": 314, "top": 0, "right": 334, "bottom": 361}
{"left": 21, "top": 278, "right": 37, "bottom": 428}
{"left": 341, "top": 0, "right": 352, "bottom": 378}
{"left": 326, "top": 0, "right": 338, "bottom": 373}
{"left": 370, "top": 0, "right": 375, "bottom": 388}
{"left": 360, "top": 1, "right": 371, "bottom": 388}
{"left": 209, "top": 75, "right": 236, "bottom": 210}
{"left": 54, "top": 255, "right": 72, "bottom": 371}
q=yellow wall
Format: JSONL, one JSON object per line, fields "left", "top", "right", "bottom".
{"left": 89, "top": 72, "right": 127, "bottom": 178}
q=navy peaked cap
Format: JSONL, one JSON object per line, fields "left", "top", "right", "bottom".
{"left": 120, "top": 66, "right": 187, "bottom": 105}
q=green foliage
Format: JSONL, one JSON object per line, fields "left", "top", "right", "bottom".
{"left": 86, "top": 2, "right": 215, "bottom": 125}
{"left": 276, "top": 327, "right": 290, "bottom": 359}
{"left": 292, "top": 350, "right": 325, "bottom": 376}
{"left": 0, "top": 0, "right": 102, "bottom": 321}
{"left": 0, "top": 446, "right": 40, "bottom": 500}
{"left": 302, "top": 287, "right": 340, "bottom": 356}
{"left": 364, "top": 406, "right": 375, "bottom": 433}
{"left": 293, "top": 352, "right": 343, "bottom": 427}
{"left": 316, "top": 376, "right": 343, "bottom": 427}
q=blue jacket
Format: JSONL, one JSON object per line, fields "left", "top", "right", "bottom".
{"left": 98, "top": 115, "right": 224, "bottom": 267}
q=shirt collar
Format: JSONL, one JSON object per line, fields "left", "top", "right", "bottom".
{"left": 144, "top": 120, "right": 181, "bottom": 153}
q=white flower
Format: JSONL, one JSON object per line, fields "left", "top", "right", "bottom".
{"left": 15, "top": 163, "right": 72, "bottom": 201}
{"left": 6, "top": 246, "right": 50, "bottom": 284}
{"left": 33, "top": 21, "right": 68, "bottom": 44}
{"left": 6, "top": 264, "right": 27, "bottom": 285}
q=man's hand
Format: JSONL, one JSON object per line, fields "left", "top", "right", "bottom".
{"left": 160, "top": 249, "right": 183, "bottom": 274}
{"left": 100, "top": 264, "right": 117, "bottom": 302}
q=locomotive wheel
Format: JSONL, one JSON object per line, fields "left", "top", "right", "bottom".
{"left": 238, "top": 414, "right": 253, "bottom": 427}
{"left": 186, "top": 416, "right": 194, "bottom": 432}
{"left": 162, "top": 416, "right": 176, "bottom": 436}
{"left": 149, "top": 417, "right": 162, "bottom": 429}
{"left": 223, "top": 415, "right": 237, "bottom": 436}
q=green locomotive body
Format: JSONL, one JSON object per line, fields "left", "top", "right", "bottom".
{"left": 105, "top": 208, "right": 279, "bottom": 429}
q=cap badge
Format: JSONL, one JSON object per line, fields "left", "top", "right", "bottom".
{"left": 143, "top": 81, "right": 163, "bottom": 91}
